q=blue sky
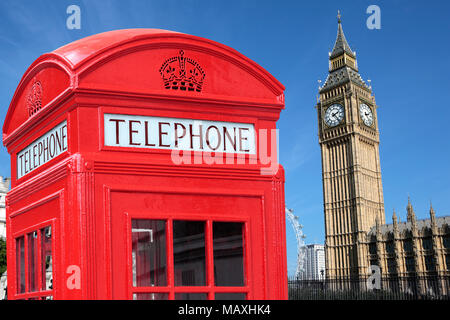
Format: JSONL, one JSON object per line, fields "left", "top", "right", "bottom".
{"left": 0, "top": 0, "right": 449, "bottom": 276}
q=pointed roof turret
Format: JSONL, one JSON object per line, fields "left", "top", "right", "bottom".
{"left": 392, "top": 209, "right": 400, "bottom": 237}
{"left": 392, "top": 209, "right": 397, "bottom": 224}
{"left": 406, "top": 196, "right": 415, "bottom": 222}
{"left": 330, "top": 11, "right": 356, "bottom": 59}
{"left": 375, "top": 216, "right": 382, "bottom": 238}
{"left": 429, "top": 202, "right": 436, "bottom": 223}
{"left": 319, "top": 12, "right": 370, "bottom": 93}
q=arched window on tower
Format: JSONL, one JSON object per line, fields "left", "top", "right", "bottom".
{"left": 443, "top": 230, "right": 450, "bottom": 249}
{"left": 368, "top": 236, "right": 377, "bottom": 255}
{"left": 405, "top": 257, "right": 415, "bottom": 273}
{"left": 385, "top": 233, "right": 395, "bottom": 254}
{"left": 403, "top": 230, "right": 413, "bottom": 251}
{"left": 387, "top": 258, "right": 397, "bottom": 274}
{"left": 422, "top": 237, "right": 432, "bottom": 251}
{"left": 424, "top": 255, "right": 436, "bottom": 272}
{"left": 443, "top": 226, "right": 450, "bottom": 271}
{"left": 402, "top": 233, "right": 415, "bottom": 273}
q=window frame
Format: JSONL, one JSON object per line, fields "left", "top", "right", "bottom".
{"left": 125, "top": 212, "right": 250, "bottom": 300}
{"left": 12, "top": 219, "right": 55, "bottom": 300}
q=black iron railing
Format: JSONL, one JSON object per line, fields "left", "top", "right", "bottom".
{"left": 288, "top": 275, "right": 450, "bottom": 300}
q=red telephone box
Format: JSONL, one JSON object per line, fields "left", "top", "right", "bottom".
{"left": 2, "top": 29, "right": 287, "bottom": 300}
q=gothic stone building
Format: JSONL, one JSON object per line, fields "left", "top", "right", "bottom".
{"left": 368, "top": 201, "right": 450, "bottom": 280}
{"left": 316, "top": 15, "right": 450, "bottom": 282}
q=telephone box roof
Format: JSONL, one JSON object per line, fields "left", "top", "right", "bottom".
{"left": 3, "top": 29, "right": 285, "bottom": 142}
{"left": 53, "top": 29, "right": 182, "bottom": 68}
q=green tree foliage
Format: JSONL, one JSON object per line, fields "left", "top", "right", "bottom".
{"left": 0, "top": 238, "right": 6, "bottom": 275}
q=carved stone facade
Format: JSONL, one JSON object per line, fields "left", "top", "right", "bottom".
{"left": 316, "top": 17, "right": 450, "bottom": 281}
{"left": 367, "top": 200, "right": 450, "bottom": 279}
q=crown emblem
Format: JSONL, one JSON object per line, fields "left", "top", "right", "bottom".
{"left": 27, "top": 81, "right": 43, "bottom": 117}
{"left": 159, "top": 50, "right": 205, "bottom": 92}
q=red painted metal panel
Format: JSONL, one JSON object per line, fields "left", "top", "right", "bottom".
{"left": 2, "top": 29, "right": 287, "bottom": 300}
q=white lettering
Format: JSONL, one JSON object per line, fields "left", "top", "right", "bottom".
{"left": 104, "top": 114, "right": 256, "bottom": 154}
{"left": 16, "top": 121, "right": 68, "bottom": 179}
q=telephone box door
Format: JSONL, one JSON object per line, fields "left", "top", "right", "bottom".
{"left": 109, "top": 187, "right": 266, "bottom": 300}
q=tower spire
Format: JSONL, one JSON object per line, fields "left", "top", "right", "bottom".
{"left": 430, "top": 201, "right": 436, "bottom": 219}
{"left": 430, "top": 202, "right": 438, "bottom": 234}
{"left": 393, "top": 209, "right": 399, "bottom": 236}
{"left": 407, "top": 196, "right": 416, "bottom": 222}
{"left": 320, "top": 13, "right": 370, "bottom": 93}
{"left": 330, "top": 11, "right": 355, "bottom": 60}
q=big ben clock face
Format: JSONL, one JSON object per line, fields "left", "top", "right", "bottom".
{"left": 324, "top": 104, "right": 344, "bottom": 127}
{"left": 359, "top": 103, "right": 374, "bottom": 126}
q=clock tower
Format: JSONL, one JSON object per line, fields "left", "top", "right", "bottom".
{"left": 316, "top": 14, "right": 385, "bottom": 279}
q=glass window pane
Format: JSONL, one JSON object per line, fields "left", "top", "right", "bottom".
{"left": 16, "top": 236, "right": 25, "bottom": 294}
{"left": 213, "top": 222, "right": 244, "bottom": 286}
{"left": 133, "top": 293, "right": 168, "bottom": 300}
{"left": 132, "top": 220, "right": 167, "bottom": 287}
{"left": 215, "top": 293, "right": 246, "bottom": 300}
{"left": 173, "top": 221, "right": 206, "bottom": 286}
{"left": 41, "top": 226, "right": 52, "bottom": 291}
{"left": 175, "top": 293, "right": 207, "bottom": 300}
{"left": 27, "top": 231, "right": 39, "bottom": 292}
